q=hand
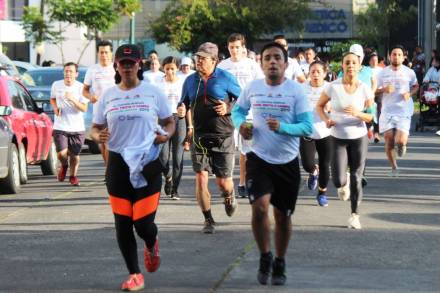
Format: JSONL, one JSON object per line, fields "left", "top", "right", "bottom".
{"left": 154, "top": 133, "right": 169, "bottom": 145}
{"left": 186, "top": 128, "right": 193, "bottom": 142}
{"left": 54, "top": 108, "right": 61, "bottom": 116}
{"left": 402, "top": 92, "right": 411, "bottom": 101}
{"left": 384, "top": 84, "right": 395, "bottom": 94}
{"left": 98, "top": 128, "right": 110, "bottom": 144}
{"left": 343, "top": 105, "right": 360, "bottom": 117}
{"left": 90, "top": 95, "right": 98, "bottom": 104}
{"left": 326, "top": 119, "right": 336, "bottom": 128}
{"left": 64, "top": 92, "right": 75, "bottom": 105}
{"left": 266, "top": 118, "right": 280, "bottom": 132}
{"left": 239, "top": 122, "right": 253, "bottom": 140}
{"left": 214, "top": 100, "right": 227, "bottom": 116}
{"left": 177, "top": 103, "right": 186, "bottom": 118}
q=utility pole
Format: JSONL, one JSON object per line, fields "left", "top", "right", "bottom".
{"left": 129, "top": 12, "right": 135, "bottom": 44}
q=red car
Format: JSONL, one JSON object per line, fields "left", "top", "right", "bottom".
{"left": 0, "top": 74, "right": 57, "bottom": 192}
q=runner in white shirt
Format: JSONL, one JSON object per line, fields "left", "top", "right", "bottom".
{"left": 300, "top": 61, "right": 331, "bottom": 207}
{"left": 368, "top": 51, "right": 384, "bottom": 143}
{"left": 217, "top": 33, "right": 264, "bottom": 198}
{"left": 176, "top": 56, "right": 195, "bottom": 81}
{"left": 50, "top": 62, "right": 88, "bottom": 186}
{"left": 83, "top": 40, "right": 115, "bottom": 163}
{"left": 143, "top": 59, "right": 165, "bottom": 84}
{"left": 317, "top": 52, "right": 375, "bottom": 230}
{"left": 232, "top": 42, "right": 312, "bottom": 286}
{"left": 273, "top": 35, "right": 306, "bottom": 83}
{"left": 376, "top": 45, "right": 419, "bottom": 176}
{"left": 91, "top": 44, "right": 175, "bottom": 292}
{"left": 156, "top": 56, "right": 186, "bottom": 200}
{"left": 300, "top": 47, "right": 317, "bottom": 78}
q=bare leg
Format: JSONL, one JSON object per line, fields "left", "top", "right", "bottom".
{"left": 239, "top": 154, "right": 247, "bottom": 186}
{"left": 195, "top": 171, "right": 211, "bottom": 212}
{"left": 57, "top": 149, "right": 68, "bottom": 166}
{"left": 251, "top": 194, "right": 271, "bottom": 253}
{"left": 384, "top": 129, "right": 397, "bottom": 169}
{"left": 395, "top": 130, "right": 409, "bottom": 147}
{"left": 273, "top": 207, "right": 292, "bottom": 258}
{"left": 69, "top": 155, "right": 80, "bottom": 177}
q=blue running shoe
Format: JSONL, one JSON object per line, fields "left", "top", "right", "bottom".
{"left": 307, "top": 173, "right": 318, "bottom": 190}
{"left": 316, "top": 194, "right": 329, "bottom": 207}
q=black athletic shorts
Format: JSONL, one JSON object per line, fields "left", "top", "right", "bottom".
{"left": 53, "top": 130, "right": 85, "bottom": 156}
{"left": 246, "top": 152, "right": 300, "bottom": 216}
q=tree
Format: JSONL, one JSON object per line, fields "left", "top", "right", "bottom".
{"left": 150, "top": 0, "right": 313, "bottom": 54}
{"left": 22, "top": 6, "right": 64, "bottom": 65}
{"left": 22, "top": 0, "right": 141, "bottom": 64}
{"left": 356, "top": 0, "right": 417, "bottom": 56}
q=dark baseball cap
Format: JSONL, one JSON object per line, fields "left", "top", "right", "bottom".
{"left": 115, "top": 44, "right": 141, "bottom": 63}
{"left": 195, "top": 42, "right": 218, "bottom": 59}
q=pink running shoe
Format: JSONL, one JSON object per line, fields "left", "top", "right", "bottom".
{"left": 144, "top": 238, "right": 161, "bottom": 273}
{"left": 121, "top": 273, "right": 144, "bottom": 292}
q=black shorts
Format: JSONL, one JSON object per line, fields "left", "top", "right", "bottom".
{"left": 53, "top": 130, "right": 85, "bottom": 156}
{"left": 191, "top": 135, "right": 234, "bottom": 178}
{"left": 246, "top": 152, "right": 300, "bottom": 216}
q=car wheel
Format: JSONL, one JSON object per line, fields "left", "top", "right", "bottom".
{"left": 41, "top": 141, "right": 57, "bottom": 175}
{"left": 18, "top": 143, "right": 28, "bottom": 184}
{"left": 87, "top": 141, "right": 101, "bottom": 154}
{"left": 0, "top": 143, "right": 21, "bottom": 194}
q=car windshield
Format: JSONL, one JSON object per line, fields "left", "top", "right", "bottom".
{"left": 23, "top": 69, "right": 86, "bottom": 87}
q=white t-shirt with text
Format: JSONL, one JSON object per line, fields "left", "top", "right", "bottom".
{"left": 93, "top": 82, "right": 173, "bottom": 153}
{"left": 51, "top": 80, "right": 87, "bottom": 132}
{"left": 236, "top": 78, "right": 311, "bottom": 164}
{"left": 155, "top": 77, "right": 184, "bottom": 113}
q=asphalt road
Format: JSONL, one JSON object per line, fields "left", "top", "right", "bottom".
{"left": 0, "top": 132, "right": 439, "bottom": 292}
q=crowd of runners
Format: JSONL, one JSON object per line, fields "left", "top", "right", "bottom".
{"left": 47, "top": 34, "right": 440, "bottom": 291}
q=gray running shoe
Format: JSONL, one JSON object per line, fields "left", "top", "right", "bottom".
{"left": 202, "top": 218, "right": 215, "bottom": 234}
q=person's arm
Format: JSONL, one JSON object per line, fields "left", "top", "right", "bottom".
{"left": 50, "top": 98, "right": 61, "bottom": 116}
{"left": 268, "top": 112, "right": 312, "bottom": 136}
{"left": 404, "top": 83, "right": 419, "bottom": 101}
{"left": 316, "top": 92, "right": 335, "bottom": 128}
{"left": 91, "top": 123, "right": 109, "bottom": 144}
{"left": 65, "top": 92, "right": 87, "bottom": 112}
{"left": 231, "top": 104, "right": 252, "bottom": 140}
{"left": 155, "top": 116, "right": 175, "bottom": 145}
{"left": 371, "top": 74, "right": 378, "bottom": 93}
{"left": 82, "top": 84, "right": 98, "bottom": 103}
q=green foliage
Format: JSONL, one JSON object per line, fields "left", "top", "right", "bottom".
{"left": 151, "top": 0, "right": 312, "bottom": 53}
{"left": 22, "top": 6, "right": 63, "bottom": 44}
{"left": 356, "top": 0, "right": 417, "bottom": 53}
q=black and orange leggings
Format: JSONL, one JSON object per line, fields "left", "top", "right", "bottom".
{"left": 106, "top": 151, "right": 163, "bottom": 274}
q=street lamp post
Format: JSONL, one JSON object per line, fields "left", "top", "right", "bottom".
{"left": 129, "top": 12, "right": 135, "bottom": 44}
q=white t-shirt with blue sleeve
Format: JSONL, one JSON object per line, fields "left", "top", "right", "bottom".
{"left": 235, "top": 79, "right": 312, "bottom": 164}
{"left": 93, "top": 81, "right": 173, "bottom": 154}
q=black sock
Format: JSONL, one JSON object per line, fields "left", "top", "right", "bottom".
{"left": 202, "top": 210, "right": 213, "bottom": 221}
{"left": 261, "top": 251, "right": 273, "bottom": 259}
{"left": 318, "top": 187, "right": 326, "bottom": 195}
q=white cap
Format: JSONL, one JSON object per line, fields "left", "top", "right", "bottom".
{"left": 181, "top": 57, "right": 192, "bottom": 66}
{"left": 349, "top": 44, "right": 364, "bottom": 60}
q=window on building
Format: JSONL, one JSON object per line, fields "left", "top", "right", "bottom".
{"left": 7, "top": 0, "right": 29, "bottom": 20}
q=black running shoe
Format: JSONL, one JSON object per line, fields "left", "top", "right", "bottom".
{"left": 271, "top": 257, "right": 286, "bottom": 286}
{"left": 202, "top": 218, "right": 215, "bottom": 234}
{"left": 164, "top": 177, "right": 172, "bottom": 196}
{"left": 361, "top": 176, "right": 367, "bottom": 188}
{"left": 237, "top": 185, "right": 247, "bottom": 198}
{"left": 257, "top": 252, "right": 273, "bottom": 285}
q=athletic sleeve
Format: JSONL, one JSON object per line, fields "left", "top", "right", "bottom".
{"left": 227, "top": 73, "right": 241, "bottom": 101}
{"left": 77, "top": 82, "right": 88, "bottom": 104}
{"left": 231, "top": 84, "right": 251, "bottom": 129}
{"left": 278, "top": 84, "right": 313, "bottom": 136}
{"left": 323, "top": 82, "right": 334, "bottom": 99}
{"left": 409, "top": 69, "right": 418, "bottom": 86}
{"left": 83, "top": 67, "right": 93, "bottom": 86}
